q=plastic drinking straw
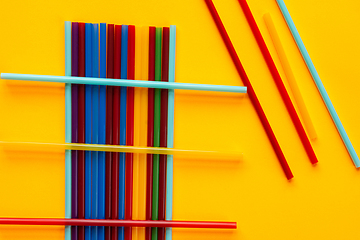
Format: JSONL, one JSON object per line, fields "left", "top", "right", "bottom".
{"left": 84, "top": 22, "right": 92, "bottom": 240}
{"left": 138, "top": 26, "right": 149, "bottom": 240}
{"left": 0, "top": 74, "right": 247, "bottom": 93}
{"left": 119, "top": 24, "right": 128, "bottom": 240}
{"left": 237, "top": 0, "right": 318, "bottom": 165}
{"left": 275, "top": 0, "right": 360, "bottom": 167}
{"left": 0, "top": 218, "right": 237, "bottom": 229}
{"left": 64, "top": 20, "right": 72, "bottom": 240}
{"left": 146, "top": 26, "right": 156, "bottom": 240}
{"left": 79, "top": 21, "right": 86, "bottom": 240}
{"left": 98, "top": 22, "right": 107, "bottom": 240}
{"left": 113, "top": 24, "right": 122, "bottom": 240}
{"left": 125, "top": 25, "right": 135, "bottom": 240}
{"left": 263, "top": 13, "right": 317, "bottom": 140}
{"left": 105, "top": 23, "right": 114, "bottom": 240}
{"left": 165, "top": 25, "right": 176, "bottom": 240}
{"left": 204, "top": 0, "right": 293, "bottom": 180}
{"left": 71, "top": 21, "right": 79, "bottom": 240}
{"left": 152, "top": 27, "right": 162, "bottom": 240}
{"left": 91, "top": 23, "right": 99, "bottom": 240}
{"left": 158, "top": 26, "right": 169, "bottom": 240}
{"left": 132, "top": 25, "right": 142, "bottom": 240}
{"left": 0, "top": 141, "right": 243, "bottom": 160}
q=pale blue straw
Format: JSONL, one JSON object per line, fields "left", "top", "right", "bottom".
{"left": 165, "top": 25, "right": 176, "bottom": 240}
{"left": 64, "top": 20, "right": 72, "bottom": 240}
{"left": 0, "top": 74, "right": 247, "bottom": 93}
{"left": 276, "top": 0, "right": 360, "bottom": 167}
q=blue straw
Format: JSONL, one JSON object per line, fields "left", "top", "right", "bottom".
{"left": 118, "top": 24, "right": 128, "bottom": 240}
{"left": 84, "top": 22, "right": 92, "bottom": 240}
{"left": 0, "top": 74, "right": 247, "bottom": 93}
{"left": 64, "top": 20, "right": 72, "bottom": 240}
{"left": 276, "top": 0, "right": 360, "bottom": 167}
{"left": 91, "top": 23, "right": 99, "bottom": 240}
{"left": 165, "top": 25, "right": 176, "bottom": 240}
{"left": 98, "top": 22, "right": 107, "bottom": 240}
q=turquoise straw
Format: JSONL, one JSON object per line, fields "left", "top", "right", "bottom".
{"left": 276, "top": 0, "right": 360, "bottom": 167}
{"left": 64, "top": 21, "right": 72, "bottom": 239}
{"left": 0, "top": 74, "right": 247, "bottom": 93}
{"left": 165, "top": 25, "right": 176, "bottom": 240}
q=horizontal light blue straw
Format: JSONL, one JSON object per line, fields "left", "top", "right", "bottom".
{"left": 166, "top": 25, "right": 176, "bottom": 240}
{"left": 276, "top": 0, "right": 360, "bottom": 167}
{"left": 1, "top": 74, "right": 247, "bottom": 93}
{"left": 64, "top": 20, "right": 72, "bottom": 240}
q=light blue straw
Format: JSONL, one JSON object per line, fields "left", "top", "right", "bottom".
{"left": 276, "top": 0, "right": 360, "bottom": 167}
{"left": 64, "top": 20, "right": 72, "bottom": 240}
{"left": 0, "top": 74, "right": 247, "bottom": 93}
{"left": 166, "top": 25, "right": 176, "bottom": 240}
{"left": 91, "top": 23, "right": 99, "bottom": 240}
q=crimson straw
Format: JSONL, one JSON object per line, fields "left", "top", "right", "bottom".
{"left": 0, "top": 218, "right": 236, "bottom": 229}
{"left": 237, "top": 0, "right": 318, "bottom": 165}
{"left": 204, "top": 0, "right": 293, "bottom": 180}
{"left": 105, "top": 23, "right": 115, "bottom": 240}
{"left": 78, "top": 21, "right": 86, "bottom": 240}
{"left": 125, "top": 24, "right": 135, "bottom": 240}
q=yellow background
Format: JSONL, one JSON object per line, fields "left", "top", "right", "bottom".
{"left": 0, "top": 0, "right": 360, "bottom": 239}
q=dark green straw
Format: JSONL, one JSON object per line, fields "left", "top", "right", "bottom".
{"left": 152, "top": 27, "right": 162, "bottom": 240}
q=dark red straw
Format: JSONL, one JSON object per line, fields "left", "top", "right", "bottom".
{"left": 146, "top": 26, "right": 156, "bottom": 240}
{"left": 105, "top": 23, "right": 115, "bottom": 240}
{"left": 78, "top": 21, "right": 86, "bottom": 240}
{"left": 125, "top": 24, "right": 135, "bottom": 240}
{"left": 0, "top": 218, "right": 237, "bottom": 229}
{"left": 204, "top": 0, "right": 293, "bottom": 179}
{"left": 71, "top": 21, "right": 79, "bottom": 240}
{"left": 237, "top": 0, "right": 318, "bottom": 165}
{"left": 158, "top": 26, "right": 169, "bottom": 240}
{"left": 112, "top": 24, "right": 122, "bottom": 240}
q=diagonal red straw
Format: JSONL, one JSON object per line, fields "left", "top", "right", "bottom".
{"left": 237, "top": 0, "right": 318, "bottom": 165}
{"left": 204, "top": 0, "right": 294, "bottom": 180}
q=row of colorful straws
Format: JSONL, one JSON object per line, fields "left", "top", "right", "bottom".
{"left": 67, "top": 22, "right": 175, "bottom": 240}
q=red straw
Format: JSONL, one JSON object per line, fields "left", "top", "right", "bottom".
{"left": 146, "top": 26, "right": 156, "bottom": 240}
{"left": 78, "top": 21, "right": 86, "bottom": 240}
{"left": 106, "top": 23, "right": 115, "bottom": 240}
{"left": 204, "top": 0, "right": 294, "bottom": 179}
{"left": 125, "top": 24, "right": 135, "bottom": 240}
{"left": 237, "top": 0, "right": 318, "bottom": 165}
{"left": 0, "top": 218, "right": 236, "bottom": 229}
{"left": 158, "top": 26, "right": 170, "bottom": 240}
{"left": 112, "top": 24, "right": 122, "bottom": 240}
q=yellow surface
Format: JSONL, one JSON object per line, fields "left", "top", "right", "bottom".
{"left": 0, "top": 0, "right": 360, "bottom": 239}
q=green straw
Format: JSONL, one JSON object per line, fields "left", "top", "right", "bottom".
{"left": 152, "top": 27, "right": 162, "bottom": 240}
